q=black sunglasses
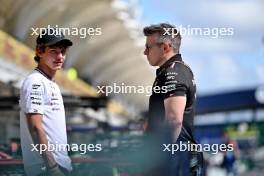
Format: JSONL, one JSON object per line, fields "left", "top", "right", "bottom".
{"left": 145, "top": 43, "right": 163, "bottom": 50}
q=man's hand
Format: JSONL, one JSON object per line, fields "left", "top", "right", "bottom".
{"left": 48, "top": 165, "right": 65, "bottom": 176}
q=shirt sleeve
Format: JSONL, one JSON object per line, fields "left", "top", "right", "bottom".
{"left": 21, "top": 77, "right": 45, "bottom": 114}
{"left": 162, "top": 64, "right": 188, "bottom": 99}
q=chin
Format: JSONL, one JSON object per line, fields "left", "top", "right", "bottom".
{"left": 147, "top": 60, "right": 154, "bottom": 66}
{"left": 149, "top": 62, "right": 157, "bottom": 66}
{"left": 53, "top": 66, "right": 62, "bottom": 70}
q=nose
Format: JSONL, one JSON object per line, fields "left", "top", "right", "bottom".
{"left": 144, "top": 48, "right": 148, "bottom": 55}
{"left": 56, "top": 52, "right": 64, "bottom": 60}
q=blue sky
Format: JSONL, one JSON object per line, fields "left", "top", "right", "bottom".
{"left": 138, "top": 0, "right": 264, "bottom": 95}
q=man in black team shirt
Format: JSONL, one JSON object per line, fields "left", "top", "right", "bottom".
{"left": 142, "top": 23, "right": 204, "bottom": 176}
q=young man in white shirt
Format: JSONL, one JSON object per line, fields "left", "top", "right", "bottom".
{"left": 20, "top": 28, "right": 73, "bottom": 176}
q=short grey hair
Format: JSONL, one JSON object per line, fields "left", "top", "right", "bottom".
{"left": 143, "top": 23, "right": 181, "bottom": 53}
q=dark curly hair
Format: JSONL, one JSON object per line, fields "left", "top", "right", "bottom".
{"left": 34, "top": 44, "right": 46, "bottom": 63}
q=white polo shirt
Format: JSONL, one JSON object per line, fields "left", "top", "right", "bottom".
{"left": 20, "top": 68, "right": 72, "bottom": 175}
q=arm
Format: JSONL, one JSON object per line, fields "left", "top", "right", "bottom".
{"left": 22, "top": 78, "right": 64, "bottom": 175}
{"left": 26, "top": 113, "right": 57, "bottom": 168}
{"left": 164, "top": 96, "right": 186, "bottom": 142}
{"left": 27, "top": 114, "right": 65, "bottom": 176}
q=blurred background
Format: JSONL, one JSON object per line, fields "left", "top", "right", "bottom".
{"left": 0, "top": 0, "right": 263, "bottom": 175}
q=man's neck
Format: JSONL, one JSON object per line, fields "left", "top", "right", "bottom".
{"left": 158, "top": 52, "right": 178, "bottom": 67}
{"left": 37, "top": 65, "right": 56, "bottom": 81}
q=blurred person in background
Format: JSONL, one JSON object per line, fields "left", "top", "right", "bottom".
{"left": 222, "top": 132, "right": 240, "bottom": 176}
{"left": 19, "top": 28, "right": 73, "bottom": 176}
{"left": 142, "top": 23, "right": 204, "bottom": 176}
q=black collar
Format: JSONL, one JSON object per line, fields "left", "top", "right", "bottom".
{"left": 156, "top": 54, "right": 183, "bottom": 76}
{"left": 35, "top": 68, "right": 53, "bottom": 81}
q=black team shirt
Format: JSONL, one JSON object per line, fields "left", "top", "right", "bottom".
{"left": 147, "top": 54, "right": 197, "bottom": 142}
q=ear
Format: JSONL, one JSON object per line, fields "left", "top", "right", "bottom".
{"left": 36, "top": 47, "right": 44, "bottom": 57}
{"left": 163, "top": 42, "right": 170, "bottom": 51}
